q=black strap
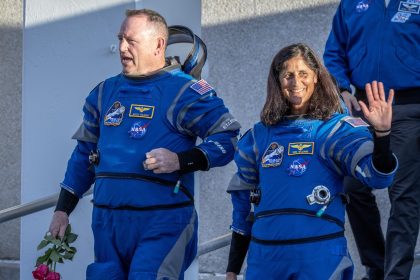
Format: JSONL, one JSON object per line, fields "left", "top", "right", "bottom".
{"left": 95, "top": 172, "right": 194, "bottom": 201}
{"left": 93, "top": 200, "right": 193, "bottom": 211}
{"left": 251, "top": 230, "right": 344, "bottom": 245}
{"left": 227, "top": 232, "right": 251, "bottom": 274}
{"left": 55, "top": 188, "right": 79, "bottom": 215}
{"left": 255, "top": 208, "right": 345, "bottom": 228}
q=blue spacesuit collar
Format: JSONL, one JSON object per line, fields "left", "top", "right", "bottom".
{"left": 282, "top": 114, "right": 310, "bottom": 121}
{"left": 122, "top": 60, "right": 181, "bottom": 83}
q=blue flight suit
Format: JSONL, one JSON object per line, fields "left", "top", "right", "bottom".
{"left": 324, "top": 1, "right": 420, "bottom": 278}
{"left": 60, "top": 62, "right": 240, "bottom": 279}
{"left": 228, "top": 114, "right": 397, "bottom": 280}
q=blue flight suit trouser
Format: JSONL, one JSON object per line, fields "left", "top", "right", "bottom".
{"left": 86, "top": 206, "right": 197, "bottom": 280}
{"left": 245, "top": 237, "right": 353, "bottom": 280}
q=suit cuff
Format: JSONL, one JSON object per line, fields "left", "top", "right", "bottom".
{"left": 177, "top": 148, "right": 209, "bottom": 173}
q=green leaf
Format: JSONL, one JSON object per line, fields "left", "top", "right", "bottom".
{"left": 44, "top": 248, "right": 53, "bottom": 257}
{"left": 51, "top": 239, "right": 62, "bottom": 246}
{"left": 65, "top": 224, "right": 72, "bottom": 236}
{"left": 44, "top": 233, "right": 53, "bottom": 241}
{"left": 37, "top": 240, "right": 50, "bottom": 251}
{"left": 36, "top": 254, "right": 49, "bottom": 265}
{"left": 57, "top": 247, "right": 66, "bottom": 254}
{"left": 62, "top": 252, "right": 75, "bottom": 260}
{"left": 50, "top": 250, "right": 60, "bottom": 262}
{"left": 36, "top": 224, "right": 78, "bottom": 267}
{"left": 66, "top": 233, "right": 78, "bottom": 243}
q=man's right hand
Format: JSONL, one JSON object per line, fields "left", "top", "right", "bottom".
{"left": 49, "top": 211, "right": 69, "bottom": 239}
{"left": 226, "top": 272, "right": 238, "bottom": 280}
{"left": 341, "top": 90, "right": 361, "bottom": 116}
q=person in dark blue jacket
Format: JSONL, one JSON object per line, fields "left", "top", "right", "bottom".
{"left": 225, "top": 43, "right": 397, "bottom": 280}
{"left": 47, "top": 9, "right": 240, "bottom": 280}
{"left": 324, "top": 1, "right": 420, "bottom": 279}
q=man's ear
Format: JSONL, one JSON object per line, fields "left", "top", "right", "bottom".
{"left": 155, "top": 37, "right": 165, "bottom": 56}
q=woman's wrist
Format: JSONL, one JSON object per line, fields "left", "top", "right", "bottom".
{"left": 373, "top": 127, "right": 391, "bottom": 137}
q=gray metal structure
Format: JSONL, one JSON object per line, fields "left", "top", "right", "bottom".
{"left": 1, "top": 1, "right": 420, "bottom": 280}
{"left": 0, "top": 0, "right": 23, "bottom": 280}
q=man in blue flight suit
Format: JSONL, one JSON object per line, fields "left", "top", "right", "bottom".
{"left": 47, "top": 9, "right": 240, "bottom": 280}
{"left": 324, "top": 1, "right": 420, "bottom": 279}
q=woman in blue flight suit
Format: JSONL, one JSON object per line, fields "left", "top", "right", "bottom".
{"left": 225, "top": 43, "right": 398, "bottom": 280}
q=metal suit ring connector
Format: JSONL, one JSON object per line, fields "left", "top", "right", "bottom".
{"left": 89, "top": 150, "right": 100, "bottom": 166}
{"left": 306, "top": 185, "right": 331, "bottom": 205}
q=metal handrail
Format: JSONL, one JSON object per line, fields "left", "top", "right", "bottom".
{"left": 198, "top": 233, "right": 231, "bottom": 256}
{"left": 2, "top": 191, "right": 420, "bottom": 273}
{"left": 0, "top": 189, "right": 232, "bottom": 269}
{"left": 0, "top": 189, "right": 93, "bottom": 224}
{"left": 0, "top": 232, "right": 231, "bottom": 269}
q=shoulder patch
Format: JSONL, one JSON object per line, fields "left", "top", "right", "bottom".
{"left": 343, "top": 116, "right": 369, "bottom": 128}
{"left": 190, "top": 79, "right": 214, "bottom": 95}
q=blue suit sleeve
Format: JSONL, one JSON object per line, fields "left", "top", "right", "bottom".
{"left": 172, "top": 85, "right": 241, "bottom": 168}
{"left": 61, "top": 84, "right": 101, "bottom": 197}
{"left": 61, "top": 141, "right": 96, "bottom": 197}
{"left": 320, "top": 116, "right": 397, "bottom": 189}
{"left": 228, "top": 129, "right": 259, "bottom": 236}
{"left": 230, "top": 190, "right": 253, "bottom": 236}
{"left": 323, "top": 2, "right": 352, "bottom": 92}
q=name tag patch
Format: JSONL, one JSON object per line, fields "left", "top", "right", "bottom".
{"left": 129, "top": 104, "right": 155, "bottom": 119}
{"left": 398, "top": 1, "right": 420, "bottom": 13}
{"left": 288, "top": 142, "right": 314, "bottom": 155}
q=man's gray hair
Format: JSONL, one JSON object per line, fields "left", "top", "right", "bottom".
{"left": 125, "top": 9, "right": 168, "bottom": 43}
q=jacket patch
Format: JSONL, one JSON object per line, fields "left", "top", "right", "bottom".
{"left": 190, "top": 79, "right": 213, "bottom": 95}
{"left": 391, "top": 11, "right": 411, "bottom": 22}
{"left": 261, "top": 142, "right": 284, "bottom": 167}
{"left": 398, "top": 1, "right": 420, "bottom": 13}
{"left": 128, "top": 121, "right": 150, "bottom": 139}
{"left": 129, "top": 104, "right": 155, "bottom": 119}
{"left": 288, "top": 142, "right": 314, "bottom": 155}
{"left": 356, "top": 0, "right": 370, "bottom": 12}
{"left": 104, "top": 101, "right": 125, "bottom": 126}
{"left": 343, "top": 117, "right": 369, "bottom": 127}
{"left": 287, "top": 158, "right": 309, "bottom": 176}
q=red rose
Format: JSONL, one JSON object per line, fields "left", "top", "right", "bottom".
{"left": 32, "top": 264, "right": 49, "bottom": 280}
{"left": 46, "top": 271, "right": 61, "bottom": 280}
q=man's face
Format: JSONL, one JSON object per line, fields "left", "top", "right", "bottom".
{"left": 118, "top": 16, "right": 160, "bottom": 76}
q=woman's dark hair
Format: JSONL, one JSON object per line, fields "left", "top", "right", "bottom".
{"left": 261, "top": 43, "right": 341, "bottom": 126}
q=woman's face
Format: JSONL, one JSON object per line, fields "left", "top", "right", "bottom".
{"left": 279, "top": 56, "right": 318, "bottom": 114}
